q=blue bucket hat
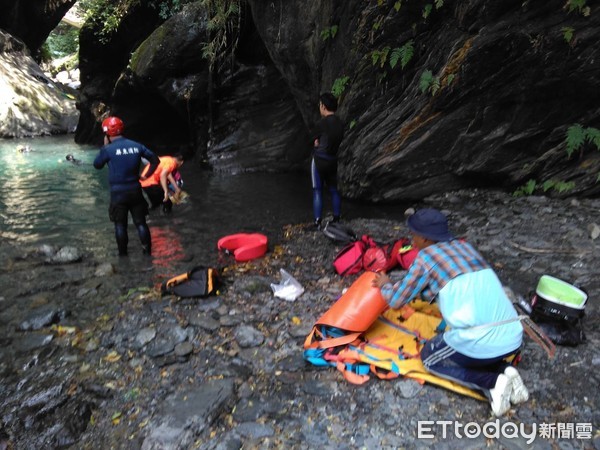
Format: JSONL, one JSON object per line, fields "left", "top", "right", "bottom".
{"left": 407, "top": 208, "right": 454, "bottom": 242}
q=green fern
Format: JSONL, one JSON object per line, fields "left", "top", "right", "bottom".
{"left": 542, "top": 180, "right": 556, "bottom": 192}
{"left": 394, "top": 1, "right": 402, "bottom": 12}
{"left": 419, "top": 70, "right": 434, "bottom": 93}
{"left": 390, "top": 40, "right": 414, "bottom": 69}
{"left": 566, "top": 0, "right": 586, "bottom": 13}
{"left": 523, "top": 179, "right": 537, "bottom": 195}
{"left": 565, "top": 124, "right": 585, "bottom": 157}
{"left": 585, "top": 127, "right": 600, "bottom": 149}
{"left": 372, "top": 16, "right": 384, "bottom": 31}
{"left": 331, "top": 76, "right": 350, "bottom": 98}
{"left": 435, "top": 0, "right": 444, "bottom": 8}
{"left": 562, "top": 26, "right": 574, "bottom": 43}
{"left": 349, "top": 119, "right": 357, "bottom": 130}
{"left": 430, "top": 77, "right": 440, "bottom": 95}
{"left": 321, "top": 25, "right": 338, "bottom": 41}
{"left": 371, "top": 47, "right": 390, "bottom": 68}
{"left": 554, "top": 181, "right": 575, "bottom": 193}
{"left": 371, "top": 52, "right": 380, "bottom": 67}
{"left": 423, "top": 4, "right": 433, "bottom": 19}
{"left": 330, "top": 25, "right": 338, "bottom": 38}
{"left": 513, "top": 179, "right": 538, "bottom": 197}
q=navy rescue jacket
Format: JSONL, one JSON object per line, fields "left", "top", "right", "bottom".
{"left": 94, "top": 137, "right": 159, "bottom": 193}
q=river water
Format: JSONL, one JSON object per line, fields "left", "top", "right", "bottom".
{"left": 0, "top": 135, "right": 407, "bottom": 278}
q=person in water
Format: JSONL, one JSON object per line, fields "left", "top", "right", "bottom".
{"left": 311, "top": 92, "right": 344, "bottom": 229}
{"left": 140, "top": 154, "right": 184, "bottom": 213}
{"left": 93, "top": 116, "right": 159, "bottom": 256}
{"left": 16, "top": 145, "right": 33, "bottom": 153}
{"left": 372, "top": 208, "right": 529, "bottom": 417}
{"left": 66, "top": 154, "right": 82, "bottom": 165}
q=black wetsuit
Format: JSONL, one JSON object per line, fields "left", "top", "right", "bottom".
{"left": 94, "top": 137, "right": 159, "bottom": 256}
{"left": 311, "top": 115, "right": 344, "bottom": 222}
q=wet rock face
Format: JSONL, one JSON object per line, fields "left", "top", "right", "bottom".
{"left": 74, "top": 2, "right": 164, "bottom": 145}
{"left": 0, "top": 0, "right": 76, "bottom": 53}
{"left": 248, "top": 0, "right": 600, "bottom": 199}
{"left": 0, "top": 30, "right": 78, "bottom": 138}
{"left": 5, "top": 0, "right": 600, "bottom": 197}
{"left": 75, "top": 2, "right": 309, "bottom": 170}
{"left": 75, "top": 0, "right": 600, "bottom": 197}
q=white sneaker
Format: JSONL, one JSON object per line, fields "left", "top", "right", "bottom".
{"left": 489, "top": 374, "right": 512, "bottom": 416}
{"left": 504, "top": 366, "right": 529, "bottom": 404}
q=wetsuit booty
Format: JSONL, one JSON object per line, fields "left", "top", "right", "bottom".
{"left": 115, "top": 223, "right": 128, "bottom": 256}
{"left": 162, "top": 199, "right": 173, "bottom": 214}
{"left": 135, "top": 223, "right": 151, "bottom": 250}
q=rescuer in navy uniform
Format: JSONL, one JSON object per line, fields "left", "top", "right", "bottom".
{"left": 93, "top": 116, "right": 160, "bottom": 256}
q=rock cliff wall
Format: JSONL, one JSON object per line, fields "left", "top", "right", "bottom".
{"left": 2, "top": 0, "right": 600, "bottom": 199}
{"left": 0, "top": 30, "right": 77, "bottom": 138}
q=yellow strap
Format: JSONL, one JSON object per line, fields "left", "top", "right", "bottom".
{"left": 207, "top": 268, "right": 214, "bottom": 294}
{"left": 166, "top": 272, "right": 189, "bottom": 288}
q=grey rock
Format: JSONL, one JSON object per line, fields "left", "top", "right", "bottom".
{"left": 22, "top": 384, "right": 63, "bottom": 408}
{"left": 19, "top": 305, "right": 68, "bottom": 331}
{"left": 174, "top": 342, "right": 193, "bottom": 357}
{"left": 135, "top": 327, "right": 157, "bottom": 348}
{"left": 395, "top": 379, "right": 424, "bottom": 399}
{"left": 141, "top": 379, "right": 234, "bottom": 450}
{"left": 85, "top": 339, "right": 99, "bottom": 352}
{"left": 588, "top": 223, "right": 600, "bottom": 240}
{"left": 189, "top": 313, "right": 220, "bottom": 331}
{"left": 37, "top": 244, "right": 58, "bottom": 257}
{"left": 13, "top": 333, "right": 54, "bottom": 352}
{"left": 76, "top": 287, "right": 96, "bottom": 298}
{"left": 145, "top": 326, "right": 187, "bottom": 357}
{"left": 235, "top": 422, "right": 274, "bottom": 439}
{"left": 220, "top": 315, "right": 241, "bottom": 327}
{"left": 234, "top": 325, "right": 264, "bottom": 348}
{"left": 94, "top": 263, "right": 115, "bottom": 276}
{"left": 46, "top": 246, "right": 82, "bottom": 264}
{"left": 232, "top": 398, "right": 264, "bottom": 422}
{"left": 288, "top": 324, "right": 312, "bottom": 339}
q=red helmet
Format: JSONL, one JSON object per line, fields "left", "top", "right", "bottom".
{"left": 102, "top": 116, "right": 124, "bottom": 137}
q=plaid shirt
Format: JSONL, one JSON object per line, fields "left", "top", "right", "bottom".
{"left": 381, "top": 239, "right": 490, "bottom": 309}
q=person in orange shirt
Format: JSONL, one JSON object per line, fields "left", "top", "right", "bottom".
{"left": 140, "top": 153, "right": 184, "bottom": 213}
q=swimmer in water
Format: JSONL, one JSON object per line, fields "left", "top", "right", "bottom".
{"left": 66, "top": 154, "right": 82, "bottom": 165}
{"left": 16, "top": 145, "right": 33, "bottom": 153}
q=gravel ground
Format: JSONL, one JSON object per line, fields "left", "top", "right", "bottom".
{"left": 0, "top": 188, "right": 599, "bottom": 449}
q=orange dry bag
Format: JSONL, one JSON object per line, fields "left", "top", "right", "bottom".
{"left": 316, "top": 271, "right": 388, "bottom": 332}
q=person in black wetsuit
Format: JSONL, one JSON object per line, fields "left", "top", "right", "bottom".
{"left": 311, "top": 92, "right": 344, "bottom": 229}
{"left": 66, "top": 154, "right": 82, "bottom": 165}
{"left": 93, "top": 116, "right": 160, "bottom": 256}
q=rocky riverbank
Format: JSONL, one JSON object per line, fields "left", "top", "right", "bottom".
{"left": 1, "top": 189, "right": 599, "bottom": 449}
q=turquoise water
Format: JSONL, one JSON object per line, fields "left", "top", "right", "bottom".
{"left": 0, "top": 135, "right": 104, "bottom": 245}
{"left": 0, "top": 135, "right": 407, "bottom": 276}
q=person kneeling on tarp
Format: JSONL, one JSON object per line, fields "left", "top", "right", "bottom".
{"left": 372, "top": 208, "right": 529, "bottom": 416}
{"left": 140, "top": 153, "right": 184, "bottom": 213}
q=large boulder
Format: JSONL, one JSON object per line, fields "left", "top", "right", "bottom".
{"left": 248, "top": 0, "right": 600, "bottom": 199}
{"left": 77, "top": 2, "right": 309, "bottom": 169}
{"left": 0, "top": 30, "right": 77, "bottom": 138}
{"left": 74, "top": 2, "right": 164, "bottom": 145}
